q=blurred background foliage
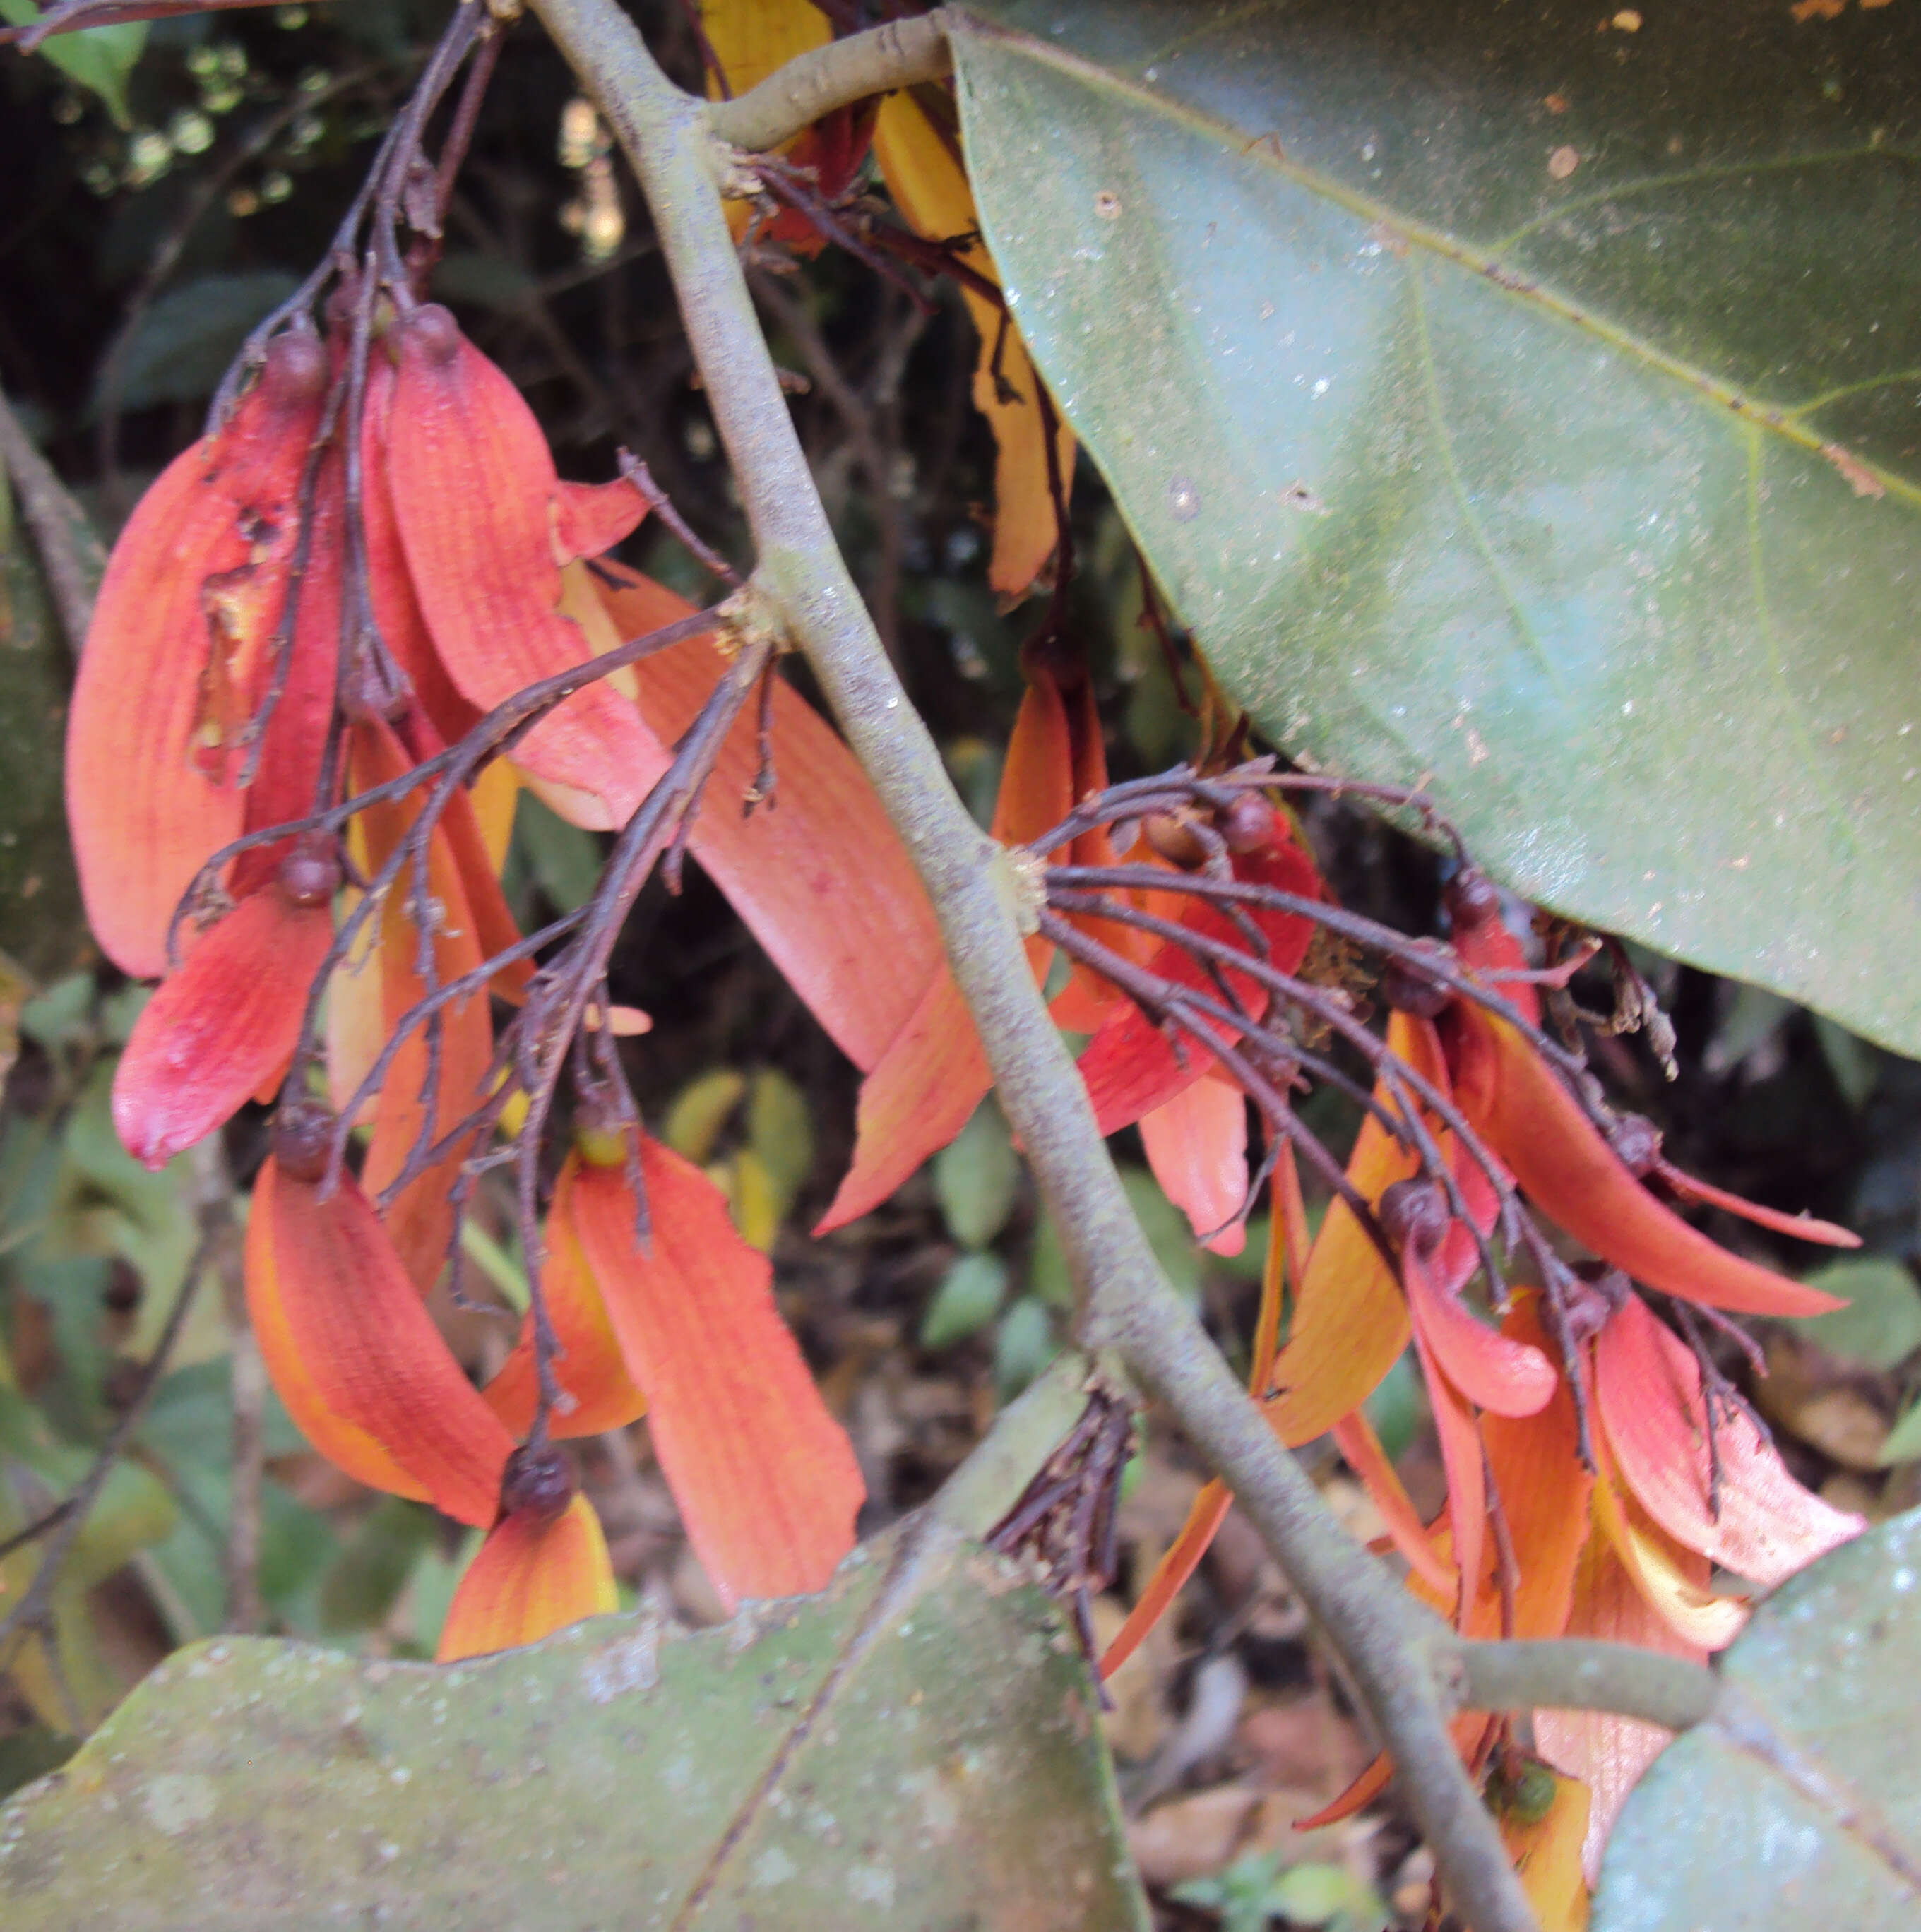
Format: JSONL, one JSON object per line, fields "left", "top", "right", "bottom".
{"left": 4, "top": 4, "right": 1921, "bottom": 1921}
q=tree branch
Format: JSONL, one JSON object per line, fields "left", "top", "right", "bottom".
{"left": 0, "top": 386, "right": 104, "bottom": 655}
{"left": 705, "top": 11, "right": 953, "bottom": 153}
{"left": 526, "top": 6, "right": 1540, "bottom": 1926}
{"left": 1451, "top": 1637, "right": 1723, "bottom": 1734}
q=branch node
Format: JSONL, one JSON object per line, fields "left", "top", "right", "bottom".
{"left": 1004, "top": 847, "right": 1048, "bottom": 937}
{"left": 716, "top": 577, "right": 792, "bottom": 657}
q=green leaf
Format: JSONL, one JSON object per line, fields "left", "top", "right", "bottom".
{"left": 318, "top": 1498, "right": 437, "bottom": 1636}
{"left": 141, "top": 1359, "right": 307, "bottom": 1471}
{"left": 1028, "top": 1208, "right": 1074, "bottom": 1309}
{"left": 662, "top": 1068, "right": 747, "bottom": 1166}
{"left": 994, "top": 1294, "right": 1061, "bottom": 1400}
{"left": 921, "top": 1251, "right": 1010, "bottom": 1349}
{"left": 48, "top": 1067, "right": 206, "bottom": 1363}
{"left": 93, "top": 272, "right": 299, "bottom": 415}
{"left": 1362, "top": 1348, "right": 1421, "bottom": 1465}
{"left": 951, "top": 3, "right": 1921, "bottom": 1056}
{"left": 746, "top": 1068, "right": 814, "bottom": 1213}
{"left": 1814, "top": 1015, "right": 1881, "bottom": 1109}
{"left": 64, "top": 1460, "right": 177, "bottom": 1594}
{"left": 0, "top": 1730, "right": 73, "bottom": 1804}
{"left": 932, "top": 1097, "right": 1021, "bottom": 1248}
{"left": 1796, "top": 1258, "right": 1921, "bottom": 1373}
{"left": 0, "top": 3, "right": 145, "bottom": 128}
{"left": 506, "top": 785, "right": 605, "bottom": 917}
{"left": 1594, "top": 1505, "right": 1921, "bottom": 1931}
{"left": 1119, "top": 1164, "right": 1201, "bottom": 1302}
{"left": 1877, "top": 1396, "right": 1921, "bottom": 1469}
{"left": 0, "top": 1522, "right": 1149, "bottom": 1931}
{"left": 1265, "top": 1860, "right": 1388, "bottom": 1931}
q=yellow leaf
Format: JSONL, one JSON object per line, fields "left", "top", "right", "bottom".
{"left": 664, "top": 1068, "right": 747, "bottom": 1167}
{"left": 699, "top": 0, "right": 831, "bottom": 101}
{"left": 872, "top": 93, "right": 1074, "bottom": 600}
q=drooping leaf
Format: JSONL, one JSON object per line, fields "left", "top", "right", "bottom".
{"left": 436, "top": 1494, "right": 617, "bottom": 1663}
{"left": 1795, "top": 1257, "right": 1921, "bottom": 1373}
{"left": 506, "top": 785, "right": 603, "bottom": 916}
{"left": 0, "top": 1521, "right": 1148, "bottom": 1931}
{"left": 92, "top": 273, "right": 298, "bottom": 413}
{"left": 1593, "top": 1505, "right": 1921, "bottom": 1931}
{"left": 932, "top": 1097, "right": 1021, "bottom": 1250}
{"left": 950, "top": 0, "right": 1921, "bottom": 1056}
{"left": 744, "top": 1068, "right": 814, "bottom": 1219}
{"left": 0, "top": 1, "right": 145, "bottom": 127}
{"left": 921, "top": 1250, "right": 1010, "bottom": 1349}
{"left": 564, "top": 1147, "right": 862, "bottom": 1609}
{"left": 317, "top": 1497, "right": 439, "bottom": 1637}
{"left": 595, "top": 566, "right": 946, "bottom": 1077}
{"left": 994, "top": 1292, "right": 1060, "bottom": 1400}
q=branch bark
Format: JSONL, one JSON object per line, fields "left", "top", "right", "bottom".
{"left": 706, "top": 11, "right": 952, "bottom": 152}
{"left": 525, "top": 6, "right": 1540, "bottom": 1927}
{"left": 1451, "top": 1636, "right": 1723, "bottom": 1734}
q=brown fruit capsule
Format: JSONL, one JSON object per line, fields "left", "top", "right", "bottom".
{"left": 272, "top": 1096, "right": 337, "bottom": 1184}
{"left": 499, "top": 1443, "right": 575, "bottom": 1525}
{"left": 1143, "top": 812, "right": 1211, "bottom": 869}
{"left": 403, "top": 302, "right": 463, "bottom": 364}
{"left": 1607, "top": 1111, "right": 1663, "bottom": 1177}
{"left": 1378, "top": 1177, "right": 1449, "bottom": 1256}
{"left": 277, "top": 837, "right": 342, "bottom": 909}
{"left": 1378, "top": 942, "right": 1453, "bottom": 1020}
{"left": 1563, "top": 1264, "right": 1632, "bottom": 1345}
{"left": 1444, "top": 867, "right": 1501, "bottom": 932}
{"left": 260, "top": 326, "right": 328, "bottom": 411}
{"left": 1218, "top": 792, "right": 1277, "bottom": 854}
{"left": 338, "top": 645, "right": 409, "bottom": 724}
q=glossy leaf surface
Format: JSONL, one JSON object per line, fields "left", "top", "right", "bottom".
{"left": 0, "top": 1523, "right": 1148, "bottom": 1931}
{"left": 952, "top": 0, "right": 1921, "bottom": 1053}
{"left": 1593, "top": 1505, "right": 1921, "bottom": 1929}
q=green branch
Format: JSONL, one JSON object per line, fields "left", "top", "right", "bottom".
{"left": 1452, "top": 1637, "right": 1723, "bottom": 1733}
{"left": 524, "top": 5, "right": 1543, "bottom": 1927}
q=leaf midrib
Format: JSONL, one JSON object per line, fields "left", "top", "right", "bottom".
{"left": 953, "top": 11, "right": 1921, "bottom": 513}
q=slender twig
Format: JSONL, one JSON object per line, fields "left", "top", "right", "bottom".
{"left": 0, "top": 385, "right": 104, "bottom": 652}
{"left": 169, "top": 601, "right": 721, "bottom": 965}
{"left": 613, "top": 455, "right": 740, "bottom": 586}
{"left": 504, "top": 633, "right": 775, "bottom": 1436}
{"left": 1045, "top": 885, "right": 1517, "bottom": 1292}
{"left": 3, "top": 0, "right": 299, "bottom": 46}
{"left": 1045, "top": 861, "right": 1595, "bottom": 1097}
{"left": 532, "top": 8, "right": 1540, "bottom": 1926}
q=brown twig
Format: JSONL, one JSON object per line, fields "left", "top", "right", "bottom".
{"left": 2, "top": 0, "right": 300, "bottom": 46}
{"left": 0, "top": 383, "right": 105, "bottom": 652}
